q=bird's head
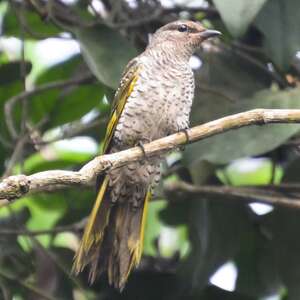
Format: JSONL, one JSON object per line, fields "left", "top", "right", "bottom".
{"left": 148, "top": 20, "right": 221, "bottom": 59}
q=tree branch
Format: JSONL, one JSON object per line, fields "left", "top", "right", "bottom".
{"left": 1, "top": 108, "right": 300, "bottom": 201}
{"left": 164, "top": 181, "right": 300, "bottom": 209}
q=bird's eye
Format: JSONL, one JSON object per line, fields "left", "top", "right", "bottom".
{"left": 178, "top": 24, "right": 188, "bottom": 32}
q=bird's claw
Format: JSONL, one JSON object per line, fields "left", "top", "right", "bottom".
{"left": 179, "top": 128, "right": 190, "bottom": 151}
{"left": 136, "top": 141, "right": 148, "bottom": 163}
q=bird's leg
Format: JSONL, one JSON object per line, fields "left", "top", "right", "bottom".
{"left": 136, "top": 141, "right": 147, "bottom": 157}
{"left": 178, "top": 128, "right": 190, "bottom": 151}
{"left": 135, "top": 139, "right": 150, "bottom": 163}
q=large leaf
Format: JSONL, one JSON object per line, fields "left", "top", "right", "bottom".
{"left": 180, "top": 198, "right": 252, "bottom": 291}
{"left": 192, "top": 45, "right": 271, "bottom": 124}
{"left": 74, "top": 25, "right": 138, "bottom": 89}
{"left": 213, "top": 0, "right": 268, "bottom": 37}
{"left": 254, "top": 0, "right": 300, "bottom": 69}
{"left": 234, "top": 220, "right": 281, "bottom": 297}
{"left": 3, "top": 7, "right": 61, "bottom": 38}
{"left": 261, "top": 208, "right": 300, "bottom": 300}
{"left": 30, "top": 55, "right": 104, "bottom": 127}
{"left": 185, "top": 87, "right": 300, "bottom": 165}
{"left": 183, "top": 45, "right": 282, "bottom": 165}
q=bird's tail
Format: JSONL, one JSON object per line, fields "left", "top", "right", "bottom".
{"left": 72, "top": 175, "right": 150, "bottom": 290}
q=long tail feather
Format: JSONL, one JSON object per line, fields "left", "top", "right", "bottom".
{"left": 72, "top": 176, "right": 110, "bottom": 274}
{"left": 72, "top": 179, "right": 151, "bottom": 290}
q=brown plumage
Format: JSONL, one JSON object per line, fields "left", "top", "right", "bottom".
{"left": 72, "top": 20, "right": 221, "bottom": 291}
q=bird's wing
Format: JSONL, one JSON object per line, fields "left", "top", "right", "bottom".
{"left": 103, "top": 58, "right": 140, "bottom": 153}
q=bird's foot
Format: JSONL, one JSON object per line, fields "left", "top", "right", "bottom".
{"left": 136, "top": 141, "right": 146, "bottom": 156}
{"left": 135, "top": 140, "right": 149, "bottom": 163}
{"left": 178, "top": 128, "right": 190, "bottom": 151}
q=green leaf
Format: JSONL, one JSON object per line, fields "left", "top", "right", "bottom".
{"left": 218, "top": 158, "right": 283, "bottom": 186}
{"left": 3, "top": 7, "right": 61, "bottom": 38}
{"left": 49, "top": 84, "right": 103, "bottom": 127}
{"left": 74, "top": 25, "right": 138, "bottom": 89}
{"left": 35, "top": 55, "right": 82, "bottom": 85}
{"left": 213, "top": 0, "right": 268, "bottom": 37}
{"left": 22, "top": 194, "right": 67, "bottom": 247}
{"left": 30, "top": 55, "right": 104, "bottom": 127}
{"left": 17, "top": 141, "right": 95, "bottom": 175}
{"left": 254, "top": 0, "right": 300, "bottom": 69}
{"left": 184, "top": 87, "right": 300, "bottom": 165}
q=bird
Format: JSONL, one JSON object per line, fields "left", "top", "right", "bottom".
{"left": 72, "top": 20, "right": 221, "bottom": 291}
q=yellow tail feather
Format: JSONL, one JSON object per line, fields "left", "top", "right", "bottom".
{"left": 73, "top": 179, "right": 151, "bottom": 290}
{"left": 72, "top": 176, "right": 109, "bottom": 274}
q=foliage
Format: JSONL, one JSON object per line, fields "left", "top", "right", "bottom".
{"left": 0, "top": 0, "right": 300, "bottom": 299}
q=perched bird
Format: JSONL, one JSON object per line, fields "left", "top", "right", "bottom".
{"left": 72, "top": 20, "right": 221, "bottom": 290}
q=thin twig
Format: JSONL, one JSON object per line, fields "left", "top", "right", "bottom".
{"left": 2, "top": 136, "right": 28, "bottom": 179}
{"left": 0, "top": 218, "right": 86, "bottom": 236}
{"left": 1, "top": 109, "right": 300, "bottom": 203}
{"left": 2, "top": 118, "right": 49, "bottom": 179}
{"left": 164, "top": 181, "right": 300, "bottom": 209}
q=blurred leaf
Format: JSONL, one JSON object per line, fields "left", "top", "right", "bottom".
{"left": 49, "top": 83, "right": 103, "bottom": 127}
{"left": 0, "top": 80, "right": 23, "bottom": 172}
{"left": 234, "top": 220, "right": 281, "bottom": 297}
{"left": 35, "top": 55, "right": 82, "bottom": 85}
{"left": 282, "top": 157, "right": 300, "bottom": 183}
{"left": 75, "top": 25, "right": 138, "bottom": 89}
{"left": 30, "top": 55, "right": 104, "bottom": 127}
{"left": 33, "top": 245, "right": 59, "bottom": 299}
{"left": 28, "top": 55, "right": 81, "bottom": 123}
{"left": 192, "top": 46, "right": 271, "bottom": 122}
{"left": 0, "top": 61, "right": 32, "bottom": 85}
{"left": 180, "top": 199, "right": 252, "bottom": 291}
{"left": 218, "top": 158, "right": 283, "bottom": 186}
{"left": 255, "top": 0, "right": 300, "bottom": 69}
{"left": 0, "top": 207, "right": 30, "bottom": 257}
{"left": 40, "top": 189, "right": 94, "bottom": 230}
{"left": 213, "top": 0, "right": 267, "bottom": 37}
{"left": 185, "top": 87, "right": 300, "bottom": 165}
{"left": 3, "top": 7, "right": 61, "bottom": 38}
{"left": 0, "top": 194, "right": 67, "bottom": 248}
{"left": 18, "top": 141, "right": 95, "bottom": 175}
{"left": 0, "top": 208, "right": 33, "bottom": 283}
{"left": 262, "top": 208, "right": 300, "bottom": 300}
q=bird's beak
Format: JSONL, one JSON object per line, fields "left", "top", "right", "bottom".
{"left": 199, "top": 29, "right": 222, "bottom": 40}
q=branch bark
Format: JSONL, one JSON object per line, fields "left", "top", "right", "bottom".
{"left": 1, "top": 108, "right": 300, "bottom": 201}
